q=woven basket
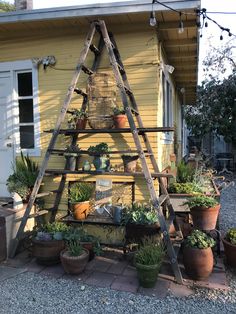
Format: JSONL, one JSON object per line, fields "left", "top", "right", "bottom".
{"left": 88, "top": 115, "right": 114, "bottom": 130}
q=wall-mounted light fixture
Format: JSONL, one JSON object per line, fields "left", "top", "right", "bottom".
{"left": 164, "top": 64, "right": 175, "bottom": 74}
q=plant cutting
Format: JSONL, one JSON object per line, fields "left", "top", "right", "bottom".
{"left": 113, "top": 106, "right": 127, "bottom": 128}
{"left": 122, "top": 203, "right": 160, "bottom": 242}
{"left": 32, "top": 222, "right": 70, "bottom": 265}
{"left": 183, "top": 229, "right": 215, "bottom": 280}
{"left": 88, "top": 142, "right": 110, "bottom": 172}
{"left": 69, "top": 182, "right": 94, "bottom": 220}
{"left": 64, "top": 144, "right": 81, "bottom": 171}
{"left": 7, "top": 152, "right": 39, "bottom": 202}
{"left": 68, "top": 108, "right": 88, "bottom": 129}
{"left": 184, "top": 195, "right": 220, "bottom": 230}
{"left": 222, "top": 227, "right": 236, "bottom": 267}
{"left": 121, "top": 153, "right": 139, "bottom": 173}
{"left": 134, "top": 237, "right": 165, "bottom": 288}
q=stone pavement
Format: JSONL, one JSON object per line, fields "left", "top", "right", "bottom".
{"left": 0, "top": 246, "right": 229, "bottom": 299}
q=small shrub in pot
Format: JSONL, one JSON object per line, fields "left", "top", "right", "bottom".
{"left": 113, "top": 107, "right": 127, "bottom": 128}
{"left": 88, "top": 143, "right": 110, "bottom": 172}
{"left": 222, "top": 228, "right": 236, "bottom": 267}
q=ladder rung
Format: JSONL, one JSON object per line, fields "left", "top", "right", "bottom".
{"left": 89, "top": 44, "right": 100, "bottom": 55}
{"left": 74, "top": 88, "right": 87, "bottom": 98}
{"left": 82, "top": 65, "right": 93, "bottom": 75}
{"left": 28, "top": 210, "right": 48, "bottom": 219}
{"left": 117, "top": 62, "right": 125, "bottom": 74}
{"left": 124, "top": 86, "right": 133, "bottom": 95}
{"left": 130, "top": 107, "right": 139, "bottom": 115}
{"left": 36, "top": 190, "right": 59, "bottom": 198}
{"left": 158, "top": 195, "right": 169, "bottom": 206}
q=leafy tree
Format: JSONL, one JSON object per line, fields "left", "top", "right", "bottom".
{"left": 184, "top": 40, "right": 236, "bottom": 145}
{"left": 0, "top": 1, "right": 15, "bottom": 12}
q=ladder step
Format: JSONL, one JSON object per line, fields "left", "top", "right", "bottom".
{"left": 89, "top": 44, "right": 100, "bottom": 55}
{"left": 158, "top": 194, "right": 169, "bottom": 206}
{"left": 124, "top": 86, "right": 133, "bottom": 95}
{"left": 36, "top": 190, "right": 59, "bottom": 198}
{"left": 28, "top": 210, "right": 49, "bottom": 219}
{"left": 74, "top": 88, "right": 87, "bottom": 97}
{"left": 82, "top": 65, "right": 93, "bottom": 75}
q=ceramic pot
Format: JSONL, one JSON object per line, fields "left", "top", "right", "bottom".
{"left": 222, "top": 238, "right": 236, "bottom": 267}
{"left": 72, "top": 201, "right": 90, "bottom": 220}
{"left": 135, "top": 263, "right": 161, "bottom": 288}
{"left": 32, "top": 239, "right": 65, "bottom": 265}
{"left": 121, "top": 155, "right": 139, "bottom": 173}
{"left": 183, "top": 245, "right": 214, "bottom": 280}
{"left": 76, "top": 118, "right": 87, "bottom": 130}
{"left": 65, "top": 155, "right": 80, "bottom": 171}
{"left": 113, "top": 114, "right": 127, "bottom": 128}
{"left": 93, "top": 155, "right": 110, "bottom": 172}
{"left": 60, "top": 249, "right": 89, "bottom": 275}
{"left": 190, "top": 204, "right": 220, "bottom": 230}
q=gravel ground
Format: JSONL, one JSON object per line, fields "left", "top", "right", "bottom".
{"left": 0, "top": 182, "right": 235, "bottom": 314}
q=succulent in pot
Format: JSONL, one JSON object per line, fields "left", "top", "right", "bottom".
{"left": 69, "top": 182, "right": 94, "bottom": 220}
{"left": 113, "top": 107, "right": 127, "bottom": 128}
{"left": 183, "top": 229, "right": 216, "bottom": 280}
{"left": 121, "top": 153, "right": 139, "bottom": 173}
{"left": 32, "top": 222, "right": 70, "bottom": 265}
{"left": 183, "top": 195, "right": 220, "bottom": 230}
{"left": 64, "top": 144, "right": 81, "bottom": 171}
{"left": 68, "top": 108, "right": 88, "bottom": 129}
{"left": 222, "top": 228, "right": 236, "bottom": 267}
{"left": 134, "top": 237, "right": 165, "bottom": 288}
{"left": 88, "top": 142, "right": 110, "bottom": 172}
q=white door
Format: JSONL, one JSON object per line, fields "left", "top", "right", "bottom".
{"left": 0, "top": 71, "right": 14, "bottom": 197}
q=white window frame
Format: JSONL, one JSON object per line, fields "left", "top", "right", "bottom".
{"left": 0, "top": 60, "right": 40, "bottom": 156}
{"left": 161, "top": 70, "right": 174, "bottom": 144}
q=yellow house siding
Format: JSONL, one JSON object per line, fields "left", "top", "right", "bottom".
{"left": 0, "top": 24, "right": 161, "bottom": 213}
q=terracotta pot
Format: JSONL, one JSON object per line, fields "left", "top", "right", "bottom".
{"left": 81, "top": 241, "right": 95, "bottom": 261}
{"left": 190, "top": 204, "right": 220, "bottom": 230}
{"left": 60, "top": 249, "right": 89, "bottom": 275}
{"left": 76, "top": 118, "right": 87, "bottom": 130}
{"left": 125, "top": 223, "right": 160, "bottom": 243}
{"left": 183, "top": 245, "right": 214, "bottom": 280}
{"left": 72, "top": 201, "right": 90, "bottom": 220}
{"left": 136, "top": 262, "right": 161, "bottom": 288}
{"left": 222, "top": 238, "right": 236, "bottom": 267}
{"left": 32, "top": 239, "right": 65, "bottom": 265}
{"left": 113, "top": 114, "right": 127, "bottom": 128}
{"left": 121, "top": 155, "right": 139, "bottom": 173}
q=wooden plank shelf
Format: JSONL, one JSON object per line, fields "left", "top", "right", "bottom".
{"left": 44, "top": 127, "right": 175, "bottom": 134}
{"left": 45, "top": 169, "right": 174, "bottom": 178}
{"left": 48, "top": 149, "right": 150, "bottom": 156}
{"left": 61, "top": 214, "right": 120, "bottom": 226}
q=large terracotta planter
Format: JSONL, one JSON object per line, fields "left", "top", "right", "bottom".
{"left": 121, "top": 155, "right": 139, "bottom": 173}
{"left": 113, "top": 114, "right": 127, "bottom": 128}
{"left": 135, "top": 262, "right": 161, "bottom": 288}
{"left": 222, "top": 238, "right": 236, "bottom": 267}
{"left": 60, "top": 249, "right": 89, "bottom": 275}
{"left": 190, "top": 204, "right": 220, "bottom": 230}
{"left": 183, "top": 245, "right": 214, "bottom": 280}
{"left": 32, "top": 239, "right": 65, "bottom": 265}
{"left": 72, "top": 201, "right": 90, "bottom": 220}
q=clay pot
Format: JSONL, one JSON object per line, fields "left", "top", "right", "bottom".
{"left": 190, "top": 204, "right": 220, "bottom": 230}
{"left": 72, "top": 201, "right": 90, "bottom": 220}
{"left": 32, "top": 239, "right": 65, "bottom": 265}
{"left": 183, "top": 245, "right": 214, "bottom": 280}
{"left": 76, "top": 118, "right": 87, "bottom": 130}
{"left": 135, "top": 263, "right": 161, "bottom": 288}
{"left": 113, "top": 114, "right": 127, "bottom": 128}
{"left": 121, "top": 155, "right": 139, "bottom": 173}
{"left": 60, "top": 249, "right": 89, "bottom": 275}
{"left": 222, "top": 238, "right": 236, "bottom": 267}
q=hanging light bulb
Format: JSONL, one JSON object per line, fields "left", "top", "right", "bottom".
{"left": 205, "top": 21, "right": 208, "bottom": 28}
{"left": 178, "top": 12, "right": 184, "bottom": 34}
{"left": 150, "top": 10, "right": 157, "bottom": 27}
{"left": 220, "top": 34, "right": 223, "bottom": 40}
{"left": 229, "top": 31, "right": 232, "bottom": 37}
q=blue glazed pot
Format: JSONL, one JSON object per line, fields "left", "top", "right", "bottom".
{"left": 93, "top": 156, "right": 110, "bottom": 172}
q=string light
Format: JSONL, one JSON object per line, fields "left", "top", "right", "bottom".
{"left": 178, "top": 12, "right": 184, "bottom": 34}
{"left": 150, "top": 10, "right": 157, "bottom": 26}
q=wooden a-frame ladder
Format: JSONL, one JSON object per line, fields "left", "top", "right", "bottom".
{"left": 10, "top": 20, "right": 184, "bottom": 285}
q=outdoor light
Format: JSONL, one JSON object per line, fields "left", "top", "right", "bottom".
{"left": 178, "top": 12, "right": 184, "bottom": 34}
{"left": 150, "top": 10, "right": 157, "bottom": 27}
{"left": 164, "top": 64, "right": 175, "bottom": 74}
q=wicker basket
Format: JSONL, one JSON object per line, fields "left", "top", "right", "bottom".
{"left": 88, "top": 115, "right": 114, "bottom": 130}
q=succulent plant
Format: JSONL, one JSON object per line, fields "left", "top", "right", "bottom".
{"left": 186, "top": 230, "right": 215, "bottom": 249}
{"left": 183, "top": 195, "right": 219, "bottom": 209}
{"left": 226, "top": 228, "right": 236, "bottom": 245}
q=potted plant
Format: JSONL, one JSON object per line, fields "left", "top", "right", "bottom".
{"left": 183, "top": 195, "right": 220, "bottom": 230}
{"left": 6, "top": 152, "right": 39, "bottom": 203}
{"left": 68, "top": 108, "right": 88, "bottom": 130}
{"left": 122, "top": 203, "right": 160, "bottom": 242}
{"left": 32, "top": 222, "right": 70, "bottom": 265}
{"left": 64, "top": 144, "right": 81, "bottom": 171}
{"left": 222, "top": 228, "right": 236, "bottom": 267}
{"left": 134, "top": 237, "right": 165, "bottom": 288}
{"left": 113, "top": 107, "right": 127, "bottom": 128}
{"left": 183, "top": 229, "right": 215, "bottom": 280}
{"left": 69, "top": 182, "right": 94, "bottom": 220}
{"left": 60, "top": 238, "right": 89, "bottom": 275}
{"left": 121, "top": 153, "right": 139, "bottom": 173}
{"left": 88, "top": 142, "right": 110, "bottom": 172}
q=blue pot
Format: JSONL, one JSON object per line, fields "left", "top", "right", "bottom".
{"left": 93, "top": 156, "right": 110, "bottom": 172}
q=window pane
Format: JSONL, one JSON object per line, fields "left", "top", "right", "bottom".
{"left": 19, "top": 99, "right": 34, "bottom": 123}
{"left": 19, "top": 125, "right": 34, "bottom": 148}
{"left": 18, "top": 72, "right": 32, "bottom": 96}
